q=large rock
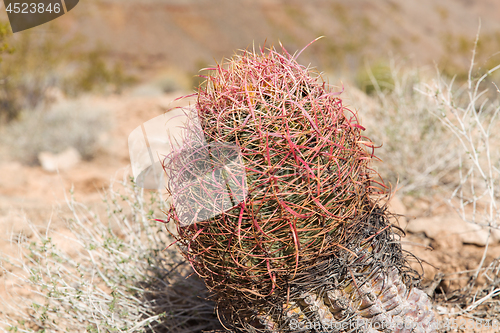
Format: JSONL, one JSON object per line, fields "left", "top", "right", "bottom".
{"left": 38, "top": 147, "right": 81, "bottom": 172}
{"left": 406, "top": 215, "right": 498, "bottom": 246}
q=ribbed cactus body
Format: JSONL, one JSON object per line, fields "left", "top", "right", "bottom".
{"left": 259, "top": 267, "right": 436, "bottom": 332}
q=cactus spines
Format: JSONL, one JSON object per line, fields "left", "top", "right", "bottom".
{"left": 164, "top": 43, "right": 437, "bottom": 332}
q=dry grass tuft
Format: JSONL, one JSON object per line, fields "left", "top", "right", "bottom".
{"left": 0, "top": 176, "right": 222, "bottom": 332}
{"left": 0, "top": 98, "right": 110, "bottom": 165}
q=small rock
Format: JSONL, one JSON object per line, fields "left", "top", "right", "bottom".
{"left": 406, "top": 215, "right": 495, "bottom": 246}
{"left": 38, "top": 147, "right": 81, "bottom": 172}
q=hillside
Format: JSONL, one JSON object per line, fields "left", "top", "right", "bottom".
{"left": 53, "top": 0, "right": 500, "bottom": 80}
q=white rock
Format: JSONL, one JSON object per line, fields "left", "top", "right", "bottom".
{"left": 38, "top": 147, "right": 81, "bottom": 172}
{"left": 406, "top": 215, "right": 495, "bottom": 246}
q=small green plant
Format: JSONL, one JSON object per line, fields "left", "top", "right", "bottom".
{"left": 355, "top": 61, "right": 395, "bottom": 95}
{"left": 0, "top": 177, "right": 222, "bottom": 332}
{"left": 0, "top": 20, "right": 14, "bottom": 122}
{"left": 0, "top": 21, "right": 11, "bottom": 57}
{"left": 70, "top": 49, "right": 136, "bottom": 95}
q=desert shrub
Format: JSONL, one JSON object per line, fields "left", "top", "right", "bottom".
{"left": 419, "top": 62, "right": 500, "bottom": 233}
{"left": 348, "top": 60, "right": 459, "bottom": 196}
{"left": 70, "top": 49, "right": 136, "bottom": 95}
{"left": 0, "top": 20, "right": 14, "bottom": 122}
{"left": 0, "top": 21, "right": 135, "bottom": 124}
{"left": 0, "top": 21, "right": 10, "bottom": 57}
{"left": 355, "top": 61, "right": 394, "bottom": 95}
{"left": 417, "top": 38, "right": 500, "bottom": 320}
{"left": 344, "top": 43, "right": 500, "bottom": 319}
{"left": 0, "top": 177, "right": 221, "bottom": 332}
{"left": 0, "top": 98, "right": 110, "bottom": 165}
{"left": 349, "top": 38, "right": 499, "bottom": 200}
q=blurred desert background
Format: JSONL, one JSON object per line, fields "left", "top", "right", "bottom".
{"left": 1, "top": 0, "right": 500, "bottom": 332}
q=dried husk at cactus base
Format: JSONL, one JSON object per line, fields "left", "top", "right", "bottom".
{"left": 163, "top": 44, "right": 430, "bottom": 331}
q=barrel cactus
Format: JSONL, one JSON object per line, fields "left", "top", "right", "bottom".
{"left": 163, "top": 44, "right": 437, "bottom": 332}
